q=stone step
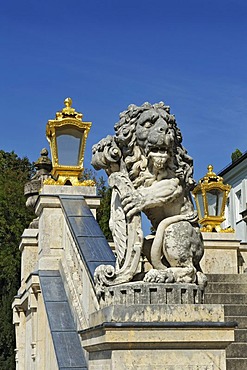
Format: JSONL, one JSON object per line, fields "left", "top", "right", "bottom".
{"left": 225, "top": 316, "right": 247, "bottom": 328}
{"left": 226, "top": 358, "right": 247, "bottom": 370}
{"left": 226, "top": 342, "right": 247, "bottom": 358}
{"left": 205, "top": 273, "right": 247, "bottom": 368}
{"left": 204, "top": 293, "right": 247, "bottom": 304}
{"left": 206, "top": 274, "right": 247, "bottom": 283}
{"left": 234, "top": 329, "right": 247, "bottom": 342}
{"left": 224, "top": 305, "right": 247, "bottom": 317}
{"left": 205, "top": 282, "right": 247, "bottom": 294}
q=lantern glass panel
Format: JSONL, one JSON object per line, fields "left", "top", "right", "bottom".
{"left": 206, "top": 189, "right": 223, "bottom": 216}
{"left": 56, "top": 127, "right": 84, "bottom": 166}
{"left": 196, "top": 191, "right": 204, "bottom": 218}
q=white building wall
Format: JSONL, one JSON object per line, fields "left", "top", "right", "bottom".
{"left": 220, "top": 155, "right": 247, "bottom": 243}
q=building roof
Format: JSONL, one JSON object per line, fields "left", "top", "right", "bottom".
{"left": 218, "top": 150, "right": 247, "bottom": 177}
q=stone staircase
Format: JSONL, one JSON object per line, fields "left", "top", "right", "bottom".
{"left": 204, "top": 274, "right": 247, "bottom": 370}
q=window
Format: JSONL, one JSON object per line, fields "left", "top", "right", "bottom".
{"left": 235, "top": 190, "right": 242, "bottom": 222}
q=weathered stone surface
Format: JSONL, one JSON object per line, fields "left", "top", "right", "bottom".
{"left": 227, "top": 359, "right": 247, "bottom": 370}
{"left": 88, "top": 351, "right": 226, "bottom": 370}
{"left": 101, "top": 282, "right": 204, "bottom": 306}
{"left": 91, "top": 102, "right": 206, "bottom": 297}
{"left": 89, "top": 304, "right": 225, "bottom": 327}
{"left": 81, "top": 277, "right": 234, "bottom": 369}
{"left": 81, "top": 322, "right": 234, "bottom": 370}
{"left": 201, "top": 232, "right": 240, "bottom": 274}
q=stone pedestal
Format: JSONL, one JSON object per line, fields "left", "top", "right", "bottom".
{"left": 81, "top": 323, "right": 233, "bottom": 370}
{"left": 101, "top": 282, "right": 204, "bottom": 306}
{"left": 201, "top": 232, "right": 241, "bottom": 274}
{"left": 80, "top": 283, "right": 236, "bottom": 370}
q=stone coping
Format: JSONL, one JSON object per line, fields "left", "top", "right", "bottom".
{"left": 79, "top": 320, "right": 237, "bottom": 334}
{"left": 80, "top": 320, "right": 236, "bottom": 351}
{"left": 202, "top": 232, "right": 239, "bottom": 241}
{"left": 40, "top": 184, "right": 97, "bottom": 196}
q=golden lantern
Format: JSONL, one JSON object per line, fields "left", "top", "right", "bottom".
{"left": 192, "top": 165, "right": 233, "bottom": 232}
{"left": 44, "top": 98, "right": 94, "bottom": 186}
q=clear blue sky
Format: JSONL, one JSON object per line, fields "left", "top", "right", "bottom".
{"left": 1, "top": 0, "right": 246, "bottom": 181}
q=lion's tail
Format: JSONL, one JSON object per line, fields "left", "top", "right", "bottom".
{"left": 150, "top": 215, "right": 188, "bottom": 270}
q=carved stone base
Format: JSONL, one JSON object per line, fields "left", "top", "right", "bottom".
{"left": 80, "top": 296, "right": 235, "bottom": 370}
{"left": 101, "top": 282, "right": 204, "bottom": 307}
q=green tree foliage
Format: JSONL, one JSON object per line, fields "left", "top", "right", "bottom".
{"left": 231, "top": 148, "right": 242, "bottom": 163}
{"left": 82, "top": 169, "right": 112, "bottom": 240}
{"left": 0, "top": 151, "right": 35, "bottom": 370}
{"left": 96, "top": 182, "right": 112, "bottom": 240}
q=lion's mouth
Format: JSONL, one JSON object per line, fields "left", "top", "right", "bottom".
{"left": 147, "top": 147, "right": 170, "bottom": 170}
{"left": 147, "top": 145, "right": 169, "bottom": 157}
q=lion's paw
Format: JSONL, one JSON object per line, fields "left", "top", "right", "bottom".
{"left": 143, "top": 269, "right": 174, "bottom": 283}
{"left": 196, "top": 271, "right": 208, "bottom": 288}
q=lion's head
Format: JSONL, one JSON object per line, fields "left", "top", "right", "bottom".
{"left": 92, "top": 102, "right": 195, "bottom": 190}
{"left": 114, "top": 102, "right": 195, "bottom": 189}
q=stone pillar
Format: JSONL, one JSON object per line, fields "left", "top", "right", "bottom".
{"left": 19, "top": 229, "right": 39, "bottom": 292}
{"left": 201, "top": 232, "right": 242, "bottom": 274}
{"left": 35, "top": 185, "right": 100, "bottom": 271}
{"left": 13, "top": 308, "right": 26, "bottom": 370}
{"left": 13, "top": 184, "right": 100, "bottom": 369}
{"left": 12, "top": 275, "right": 41, "bottom": 370}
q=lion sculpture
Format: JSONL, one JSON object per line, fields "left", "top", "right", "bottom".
{"left": 92, "top": 102, "right": 206, "bottom": 297}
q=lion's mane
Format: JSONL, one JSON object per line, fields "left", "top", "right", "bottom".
{"left": 114, "top": 102, "right": 195, "bottom": 190}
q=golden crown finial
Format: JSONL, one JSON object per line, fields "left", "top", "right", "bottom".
{"left": 207, "top": 164, "right": 214, "bottom": 173}
{"left": 55, "top": 97, "right": 83, "bottom": 120}
{"left": 62, "top": 97, "right": 75, "bottom": 115}
{"left": 199, "top": 164, "right": 223, "bottom": 184}
{"left": 64, "top": 97, "right": 72, "bottom": 106}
